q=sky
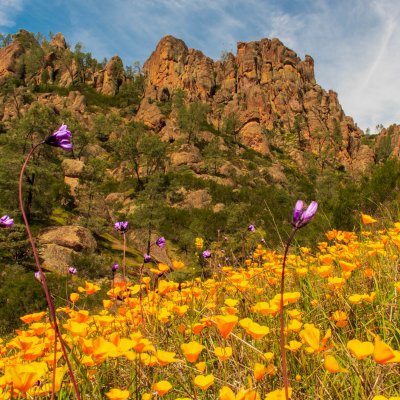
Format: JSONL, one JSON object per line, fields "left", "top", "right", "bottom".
{"left": 1, "top": 0, "right": 400, "bottom": 132}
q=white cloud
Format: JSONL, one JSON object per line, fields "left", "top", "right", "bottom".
{"left": 0, "top": 0, "right": 23, "bottom": 28}
{"left": 307, "top": 0, "right": 400, "bottom": 130}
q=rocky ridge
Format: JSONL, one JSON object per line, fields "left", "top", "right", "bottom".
{"left": 0, "top": 31, "right": 377, "bottom": 174}
{"left": 140, "top": 35, "right": 374, "bottom": 173}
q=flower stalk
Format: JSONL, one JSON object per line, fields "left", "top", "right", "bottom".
{"left": 114, "top": 221, "right": 128, "bottom": 281}
{"left": 280, "top": 200, "right": 318, "bottom": 400}
{"left": 18, "top": 128, "right": 80, "bottom": 399}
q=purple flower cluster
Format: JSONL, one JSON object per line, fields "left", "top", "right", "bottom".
{"left": 292, "top": 200, "right": 318, "bottom": 229}
{"left": 0, "top": 215, "right": 14, "bottom": 228}
{"left": 202, "top": 249, "right": 211, "bottom": 258}
{"left": 248, "top": 224, "right": 256, "bottom": 232}
{"left": 144, "top": 254, "right": 152, "bottom": 263}
{"left": 156, "top": 236, "right": 166, "bottom": 249}
{"left": 34, "top": 271, "right": 43, "bottom": 283}
{"left": 114, "top": 221, "right": 128, "bottom": 232}
{"left": 112, "top": 263, "right": 120, "bottom": 272}
{"left": 44, "top": 124, "right": 72, "bottom": 151}
{"left": 68, "top": 266, "right": 77, "bottom": 275}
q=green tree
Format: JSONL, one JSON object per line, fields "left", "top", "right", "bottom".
{"left": 203, "top": 137, "right": 224, "bottom": 174}
{"left": 129, "top": 173, "right": 168, "bottom": 253}
{"left": 0, "top": 104, "right": 69, "bottom": 223}
{"left": 0, "top": 224, "right": 30, "bottom": 264}
{"left": 0, "top": 33, "right": 12, "bottom": 48}
{"left": 138, "top": 134, "right": 167, "bottom": 177}
{"left": 222, "top": 112, "right": 240, "bottom": 145}
{"left": 73, "top": 42, "right": 95, "bottom": 84}
{"left": 178, "top": 100, "right": 209, "bottom": 143}
{"left": 114, "top": 122, "right": 145, "bottom": 188}
{"left": 375, "top": 127, "right": 394, "bottom": 162}
{"left": 116, "top": 76, "right": 145, "bottom": 110}
{"left": 92, "top": 113, "right": 123, "bottom": 143}
{"left": 76, "top": 158, "right": 108, "bottom": 230}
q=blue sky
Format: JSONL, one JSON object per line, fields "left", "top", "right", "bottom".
{"left": 1, "top": 0, "right": 400, "bottom": 132}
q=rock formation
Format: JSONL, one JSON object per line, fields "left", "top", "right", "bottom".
{"left": 38, "top": 226, "right": 97, "bottom": 274}
{"left": 140, "top": 35, "right": 374, "bottom": 172}
{"left": 0, "top": 30, "right": 386, "bottom": 175}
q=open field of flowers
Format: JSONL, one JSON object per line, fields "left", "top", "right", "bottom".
{"left": 1, "top": 214, "right": 400, "bottom": 399}
{"left": 0, "top": 125, "right": 399, "bottom": 399}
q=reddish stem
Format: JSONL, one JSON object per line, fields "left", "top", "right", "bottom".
{"left": 19, "top": 143, "right": 81, "bottom": 400}
{"left": 280, "top": 228, "right": 297, "bottom": 400}
{"left": 123, "top": 232, "right": 126, "bottom": 281}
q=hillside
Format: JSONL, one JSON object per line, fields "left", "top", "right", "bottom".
{"left": 0, "top": 29, "right": 400, "bottom": 283}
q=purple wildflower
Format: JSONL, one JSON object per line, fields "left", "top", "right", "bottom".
{"left": 44, "top": 124, "right": 72, "bottom": 151}
{"left": 291, "top": 200, "right": 318, "bottom": 229}
{"left": 156, "top": 236, "right": 166, "bottom": 249}
{"left": 248, "top": 224, "right": 256, "bottom": 232}
{"left": 292, "top": 200, "right": 304, "bottom": 227}
{"left": 202, "top": 249, "right": 211, "bottom": 258}
{"left": 114, "top": 221, "right": 128, "bottom": 232}
{"left": 0, "top": 215, "right": 14, "bottom": 228}
{"left": 34, "top": 271, "right": 42, "bottom": 283}
{"left": 144, "top": 254, "right": 152, "bottom": 263}
{"left": 68, "top": 266, "right": 77, "bottom": 275}
{"left": 112, "top": 263, "right": 120, "bottom": 272}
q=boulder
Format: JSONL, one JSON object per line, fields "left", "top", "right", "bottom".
{"left": 62, "top": 159, "right": 84, "bottom": 177}
{"left": 238, "top": 121, "right": 269, "bottom": 155}
{"left": 39, "top": 225, "right": 97, "bottom": 252}
{"left": 64, "top": 176, "right": 79, "bottom": 196}
{"left": 39, "top": 244, "right": 77, "bottom": 274}
{"left": 169, "top": 144, "right": 202, "bottom": 168}
{"left": 183, "top": 189, "right": 212, "bottom": 209}
{"left": 135, "top": 100, "right": 165, "bottom": 130}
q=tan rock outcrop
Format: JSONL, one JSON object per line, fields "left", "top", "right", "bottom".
{"left": 0, "top": 31, "right": 379, "bottom": 175}
{"left": 39, "top": 225, "right": 97, "bottom": 252}
{"left": 100, "top": 56, "right": 125, "bottom": 96}
{"left": 0, "top": 38, "right": 24, "bottom": 80}
{"left": 375, "top": 124, "right": 400, "bottom": 159}
{"left": 62, "top": 159, "right": 85, "bottom": 177}
{"left": 51, "top": 33, "right": 67, "bottom": 50}
{"left": 38, "top": 225, "right": 97, "bottom": 274}
{"left": 141, "top": 35, "right": 365, "bottom": 171}
{"left": 39, "top": 243, "right": 77, "bottom": 274}
{"left": 169, "top": 144, "right": 202, "bottom": 168}
{"left": 135, "top": 100, "right": 165, "bottom": 130}
{"left": 181, "top": 189, "right": 212, "bottom": 208}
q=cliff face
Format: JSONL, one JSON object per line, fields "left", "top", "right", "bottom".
{"left": 374, "top": 124, "right": 400, "bottom": 160}
{"left": 139, "top": 36, "right": 374, "bottom": 172}
{"left": 0, "top": 31, "right": 377, "bottom": 173}
{"left": 0, "top": 30, "right": 124, "bottom": 96}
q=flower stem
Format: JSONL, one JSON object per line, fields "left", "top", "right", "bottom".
{"left": 123, "top": 232, "right": 126, "bottom": 281}
{"left": 280, "top": 227, "right": 297, "bottom": 400}
{"left": 19, "top": 143, "right": 81, "bottom": 400}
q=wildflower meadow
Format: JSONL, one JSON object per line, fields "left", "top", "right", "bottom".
{"left": 0, "top": 126, "right": 399, "bottom": 400}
